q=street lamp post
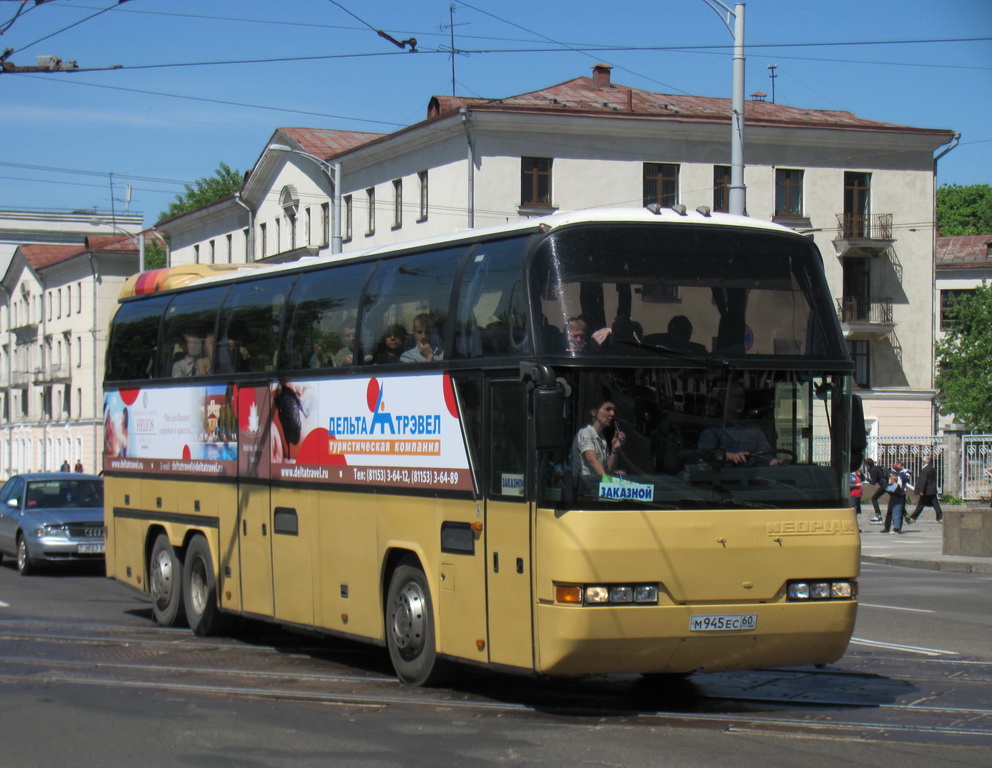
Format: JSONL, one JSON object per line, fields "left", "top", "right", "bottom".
{"left": 702, "top": 1, "right": 746, "bottom": 216}
{"left": 268, "top": 144, "right": 342, "bottom": 254}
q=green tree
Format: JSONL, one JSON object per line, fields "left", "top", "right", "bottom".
{"left": 935, "top": 281, "right": 992, "bottom": 432}
{"left": 144, "top": 238, "right": 167, "bottom": 269}
{"left": 936, "top": 183, "right": 992, "bottom": 236}
{"left": 159, "top": 162, "right": 243, "bottom": 221}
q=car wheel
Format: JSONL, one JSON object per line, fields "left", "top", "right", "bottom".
{"left": 385, "top": 559, "right": 450, "bottom": 686}
{"left": 182, "top": 535, "right": 231, "bottom": 636}
{"left": 16, "top": 534, "right": 37, "bottom": 576}
{"left": 149, "top": 533, "right": 185, "bottom": 627}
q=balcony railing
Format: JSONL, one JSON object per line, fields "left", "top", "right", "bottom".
{"left": 835, "top": 213, "right": 893, "bottom": 241}
{"left": 836, "top": 296, "right": 893, "bottom": 325}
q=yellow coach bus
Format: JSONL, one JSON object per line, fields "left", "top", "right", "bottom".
{"left": 103, "top": 207, "right": 864, "bottom": 685}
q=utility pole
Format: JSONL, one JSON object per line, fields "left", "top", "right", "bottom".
{"left": 767, "top": 63, "right": 777, "bottom": 104}
{"left": 702, "top": 1, "right": 747, "bottom": 217}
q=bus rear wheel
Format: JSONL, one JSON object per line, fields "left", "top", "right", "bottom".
{"left": 182, "top": 535, "right": 230, "bottom": 636}
{"left": 385, "top": 561, "right": 450, "bottom": 686}
{"left": 149, "top": 533, "right": 185, "bottom": 627}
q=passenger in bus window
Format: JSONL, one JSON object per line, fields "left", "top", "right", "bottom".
{"left": 217, "top": 335, "right": 252, "bottom": 373}
{"left": 309, "top": 341, "right": 331, "bottom": 368}
{"left": 698, "top": 385, "right": 782, "bottom": 466}
{"left": 643, "top": 315, "right": 707, "bottom": 354}
{"left": 570, "top": 399, "right": 626, "bottom": 477}
{"left": 333, "top": 325, "right": 356, "bottom": 366}
{"left": 195, "top": 333, "right": 215, "bottom": 376}
{"left": 401, "top": 314, "right": 443, "bottom": 363}
{"left": 171, "top": 332, "right": 203, "bottom": 377}
{"left": 565, "top": 317, "right": 588, "bottom": 352}
{"left": 372, "top": 324, "right": 407, "bottom": 364}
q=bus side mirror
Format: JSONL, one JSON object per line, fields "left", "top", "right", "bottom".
{"left": 850, "top": 394, "right": 866, "bottom": 471}
{"left": 533, "top": 387, "right": 565, "bottom": 451}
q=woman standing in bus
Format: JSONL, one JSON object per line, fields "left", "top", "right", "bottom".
{"left": 571, "top": 399, "right": 626, "bottom": 477}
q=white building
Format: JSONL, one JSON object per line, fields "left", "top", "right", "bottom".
{"left": 0, "top": 234, "right": 151, "bottom": 476}
{"left": 158, "top": 64, "right": 957, "bottom": 436}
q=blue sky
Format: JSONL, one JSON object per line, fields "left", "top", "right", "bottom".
{"left": 1, "top": 0, "right": 989, "bottom": 226}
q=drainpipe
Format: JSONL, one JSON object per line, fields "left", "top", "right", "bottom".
{"left": 930, "top": 132, "right": 960, "bottom": 428}
{"left": 234, "top": 193, "right": 254, "bottom": 263}
{"left": 460, "top": 108, "right": 475, "bottom": 229}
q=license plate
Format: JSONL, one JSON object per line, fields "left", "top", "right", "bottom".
{"left": 78, "top": 543, "right": 105, "bottom": 554}
{"left": 689, "top": 614, "right": 757, "bottom": 632}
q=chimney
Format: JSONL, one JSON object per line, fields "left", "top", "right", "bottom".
{"left": 592, "top": 63, "right": 613, "bottom": 88}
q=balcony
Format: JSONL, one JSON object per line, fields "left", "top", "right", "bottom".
{"left": 36, "top": 363, "right": 71, "bottom": 383}
{"left": 833, "top": 213, "right": 894, "bottom": 257}
{"left": 836, "top": 296, "right": 894, "bottom": 338}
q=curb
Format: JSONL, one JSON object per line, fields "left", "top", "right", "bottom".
{"left": 861, "top": 554, "right": 992, "bottom": 575}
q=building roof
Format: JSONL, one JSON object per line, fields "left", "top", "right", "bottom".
{"left": 937, "top": 235, "right": 992, "bottom": 270}
{"left": 428, "top": 64, "right": 954, "bottom": 137}
{"left": 277, "top": 127, "right": 389, "bottom": 161}
{"left": 17, "top": 235, "right": 142, "bottom": 271}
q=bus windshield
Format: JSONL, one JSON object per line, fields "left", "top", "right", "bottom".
{"left": 531, "top": 224, "right": 845, "bottom": 360}
{"left": 541, "top": 367, "right": 851, "bottom": 511}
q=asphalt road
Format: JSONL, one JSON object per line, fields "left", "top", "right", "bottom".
{"left": 0, "top": 558, "right": 990, "bottom": 767}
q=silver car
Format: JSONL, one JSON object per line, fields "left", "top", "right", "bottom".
{"left": 0, "top": 473, "right": 104, "bottom": 575}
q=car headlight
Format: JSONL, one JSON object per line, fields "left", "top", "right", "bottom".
{"left": 33, "top": 524, "right": 68, "bottom": 539}
{"left": 786, "top": 579, "right": 857, "bottom": 601}
{"left": 555, "top": 583, "right": 660, "bottom": 605}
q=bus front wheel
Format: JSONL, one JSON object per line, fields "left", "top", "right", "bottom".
{"left": 385, "top": 561, "right": 450, "bottom": 686}
{"left": 149, "top": 533, "right": 185, "bottom": 627}
{"left": 182, "top": 535, "right": 230, "bottom": 636}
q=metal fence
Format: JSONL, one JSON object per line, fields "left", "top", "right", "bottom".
{"left": 867, "top": 436, "right": 944, "bottom": 494}
{"left": 962, "top": 435, "right": 992, "bottom": 501}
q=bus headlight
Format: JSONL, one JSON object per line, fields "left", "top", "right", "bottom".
{"left": 787, "top": 579, "right": 857, "bottom": 601}
{"left": 555, "top": 583, "right": 660, "bottom": 605}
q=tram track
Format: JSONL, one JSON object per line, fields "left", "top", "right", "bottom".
{"left": 1, "top": 617, "right": 990, "bottom": 746}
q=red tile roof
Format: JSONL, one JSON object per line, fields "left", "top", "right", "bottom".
{"left": 937, "top": 235, "right": 992, "bottom": 269}
{"left": 277, "top": 127, "right": 389, "bottom": 160}
{"left": 428, "top": 69, "right": 953, "bottom": 136}
{"left": 17, "top": 235, "right": 141, "bottom": 271}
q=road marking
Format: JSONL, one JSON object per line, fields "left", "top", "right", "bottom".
{"left": 850, "top": 637, "right": 958, "bottom": 657}
{"left": 858, "top": 602, "right": 934, "bottom": 613}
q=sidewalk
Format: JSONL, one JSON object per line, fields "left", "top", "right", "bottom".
{"left": 859, "top": 514, "right": 992, "bottom": 574}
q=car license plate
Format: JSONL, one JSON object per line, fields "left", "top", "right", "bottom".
{"left": 78, "top": 543, "right": 105, "bottom": 554}
{"left": 689, "top": 614, "right": 757, "bottom": 632}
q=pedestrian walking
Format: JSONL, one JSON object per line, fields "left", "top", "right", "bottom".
{"left": 881, "top": 460, "right": 912, "bottom": 534}
{"left": 907, "top": 455, "right": 942, "bottom": 523}
{"left": 864, "top": 458, "right": 886, "bottom": 524}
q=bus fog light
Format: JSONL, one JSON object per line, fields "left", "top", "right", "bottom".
{"left": 634, "top": 585, "right": 658, "bottom": 603}
{"left": 788, "top": 582, "right": 810, "bottom": 600}
{"left": 831, "top": 582, "right": 853, "bottom": 599}
{"left": 584, "top": 586, "right": 609, "bottom": 604}
{"left": 610, "top": 586, "right": 633, "bottom": 603}
{"left": 811, "top": 582, "right": 831, "bottom": 599}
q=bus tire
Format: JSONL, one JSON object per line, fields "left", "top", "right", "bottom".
{"left": 149, "top": 533, "right": 185, "bottom": 627}
{"left": 182, "top": 535, "right": 230, "bottom": 636}
{"left": 385, "top": 561, "right": 450, "bottom": 686}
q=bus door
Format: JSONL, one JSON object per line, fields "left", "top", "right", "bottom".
{"left": 237, "top": 383, "right": 274, "bottom": 618}
{"left": 484, "top": 380, "right": 535, "bottom": 670}
{"left": 270, "top": 487, "right": 314, "bottom": 626}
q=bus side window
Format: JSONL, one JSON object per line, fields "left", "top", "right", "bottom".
{"left": 358, "top": 247, "right": 461, "bottom": 365}
{"left": 218, "top": 276, "right": 297, "bottom": 373}
{"left": 452, "top": 238, "right": 529, "bottom": 359}
{"left": 489, "top": 381, "right": 528, "bottom": 500}
{"left": 282, "top": 264, "right": 369, "bottom": 371}
{"left": 158, "top": 287, "right": 226, "bottom": 378}
{"left": 106, "top": 295, "right": 171, "bottom": 381}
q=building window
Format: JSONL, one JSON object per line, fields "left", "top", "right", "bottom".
{"left": 643, "top": 163, "right": 680, "bottom": 208}
{"left": 848, "top": 340, "right": 870, "bottom": 388}
{"left": 775, "top": 169, "right": 804, "bottom": 217}
{"left": 392, "top": 178, "right": 403, "bottom": 229}
{"left": 226, "top": 233, "right": 233, "bottom": 263}
{"left": 843, "top": 172, "right": 872, "bottom": 238}
{"left": 259, "top": 223, "right": 268, "bottom": 258}
{"left": 366, "top": 187, "right": 376, "bottom": 235}
{"left": 193, "top": 244, "right": 200, "bottom": 264}
{"left": 320, "top": 202, "right": 329, "bottom": 246}
{"left": 77, "top": 282, "right": 82, "bottom": 313}
{"left": 343, "top": 195, "right": 353, "bottom": 241}
{"left": 941, "top": 289, "right": 976, "bottom": 330}
{"left": 243, "top": 228, "right": 250, "bottom": 261}
{"left": 713, "top": 165, "right": 731, "bottom": 212}
{"left": 521, "top": 157, "right": 553, "bottom": 207}
{"left": 77, "top": 336, "right": 82, "bottom": 367}
{"left": 209, "top": 239, "right": 216, "bottom": 264}
{"left": 418, "top": 171, "right": 428, "bottom": 221}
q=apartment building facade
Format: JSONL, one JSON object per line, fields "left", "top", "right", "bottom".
{"left": 158, "top": 64, "right": 957, "bottom": 436}
{"left": 0, "top": 234, "right": 143, "bottom": 476}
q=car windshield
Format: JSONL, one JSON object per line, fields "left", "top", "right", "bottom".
{"left": 25, "top": 480, "right": 104, "bottom": 509}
